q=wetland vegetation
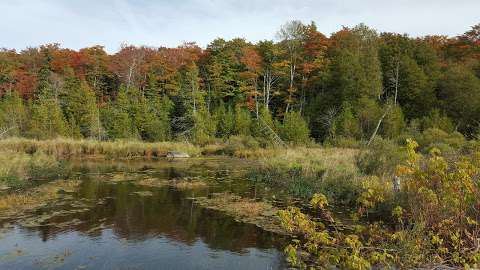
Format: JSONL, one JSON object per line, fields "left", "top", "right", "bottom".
{"left": 0, "top": 18, "right": 480, "bottom": 270}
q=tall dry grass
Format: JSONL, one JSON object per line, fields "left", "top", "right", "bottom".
{"left": 246, "top": 146, "right": 362, "bottom": 201}
{"left": 0, "top": 137, "right": 202, "bottom": 159}
{"left": 0, "top": 150, "right": 64, "bottom": 187}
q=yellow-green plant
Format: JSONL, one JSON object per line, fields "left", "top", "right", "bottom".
{"left": 278, "top": 193, "right": 394, "bottom": 269}
{"left": 394, "top": 139, "right": 480, "bottom": 268}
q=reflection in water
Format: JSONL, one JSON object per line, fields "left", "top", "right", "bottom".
{"left": 0, "top": 158, "right": 286, "bottom": 270}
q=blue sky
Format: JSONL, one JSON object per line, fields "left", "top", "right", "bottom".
{"left": 1, "top": 0, "right": 479, "bottom": 53}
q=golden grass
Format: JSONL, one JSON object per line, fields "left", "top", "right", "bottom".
{"left": 0, "top": 151, "right": 30, "bottom": 181}
{"left": 0, "top": 137, "right": 201, "bottom": 159}
{"left": 238, "top": 146, "right": 360, "bottom": 178}
{"left": 195, "top": 192, "right": 274, "bottom": 218}
{"left": 0, "top": 180, "right": 80, "bottom": 213}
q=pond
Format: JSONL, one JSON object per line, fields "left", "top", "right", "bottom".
{"left": 0, "top": 158, "right": 287, "bottom": 270}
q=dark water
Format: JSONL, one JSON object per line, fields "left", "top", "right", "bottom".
{"left": 0, "top": 158, "right": 287, "bottom": 270}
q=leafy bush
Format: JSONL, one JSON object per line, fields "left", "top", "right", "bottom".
{"left": 356, "top": 138, "right": 407, "bottom": 177}
{"left": 222, "top": 135, "right": 260, "bottom": 156}
{"left": 393, "top": 139, "right": 480, "bottom": 267}
{"left": 416, "top": 128, "right": 465, "bottom": 153}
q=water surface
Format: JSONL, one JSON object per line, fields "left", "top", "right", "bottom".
{"left": 0, "top": 158, "right": 286, "bottom": 270}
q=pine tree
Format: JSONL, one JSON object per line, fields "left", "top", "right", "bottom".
{"left": 27, "top": 96, "right": 68, "bottom": 139}
{"left": 279, "top": 111, "right": 310, "bottom": 145}
{"left": 103, "top": 86, "right": 138, "bottom": 139}
{"left": 62, "top": 70, "right": 102, "bottom": 138}
{"left": 0, "top": 90, "right": 27, "bottom": 136}
{"left": 215, "top": 104, "right": 235, "bottom": 138}
{"left": 234, "top": 106, "right": 252, "bottom": 136}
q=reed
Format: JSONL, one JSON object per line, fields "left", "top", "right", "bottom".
{"left": 0, "top": 137, "right": 202, "bottom": 159}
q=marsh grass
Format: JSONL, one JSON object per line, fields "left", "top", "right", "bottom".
{"left": 0, "top": 180, "right": 80, "bottom": 213}
{"left": 0, "top": 150, "right": 66, "bottom": 188}
{"left": 0, "top": 137, "right": 201, "bottom": 159}
{"left": 247, "top": 147, "right": 362, "bottom": 202}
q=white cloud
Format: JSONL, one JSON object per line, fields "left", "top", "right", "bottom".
{"left": 0, "top": 0, "right": 478, "bottom": 53}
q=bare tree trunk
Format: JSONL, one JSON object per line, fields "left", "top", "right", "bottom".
{"left": 192, "top": 78, "right": 196, "bottom": 115}
{"left": 253, "top": 77, "right": 259, "bottom": 119}
{"left": 285, "top": 62, "right": 295, "bottom": 114}
{"left": 367, "top": 106, "right": 391, "bottom": 146}
{"left": 127, "top": 58, "right": 136, "bottom": 90}
{"left": 394, "top": 60, "right": 400, "bottom": 105}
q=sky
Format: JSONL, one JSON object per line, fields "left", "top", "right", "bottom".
{"left": 1, "top": 0, "right": 479, "bottom": 53}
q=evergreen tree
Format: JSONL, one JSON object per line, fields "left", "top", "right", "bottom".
{"left": 215, "top": 104, "right": 235, "bottom": 138}
{"left": 331, "top": 103, "right": 361, "bottom": 139}
{"left": 382, "top": 105, "right": 406, "bottom": 139}
{"left": 234, "top": 106, "right": 252, "bottom": 136}
{"left": 438, "top": 64, "right": 480, "bottom": 135}
{"left": 191, "top": 107, "right": 217, "bottom": 144}
{"left": 279, "top": 111, "right": 310, "bottom": 145}
{"left": 62, "top": 70, "right": 101, "bottom": 138}
{"left": 27, "top": 97, "right": 68, "bottom": 139}
{"left": 103, "top": 86, "right": 138, "bottom": 139}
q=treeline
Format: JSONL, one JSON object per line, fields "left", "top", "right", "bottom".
{"left": 0, "top": 21, "right": 479, "bottom": 145}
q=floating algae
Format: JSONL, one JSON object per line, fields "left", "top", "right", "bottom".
{"left": 135, "top": 177, "right": 208, "bottom": 190}
{"left": 132, "top": 191, "right": 154, "bottom": 197}
{"left": 194, "top": 192, "right": 286, "bottom": 235}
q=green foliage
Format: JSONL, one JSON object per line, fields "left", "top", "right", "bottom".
{"left": 278, "top": 111, "right": 310, "bottom": 145}
{"left": 382, "top": 105, "right": 406, "bottom": 139}
{"left": 0, "top": 91, "right": 27, "bottom": 136}
{"left": 191, "top": 108, "right": 217, "bottom": 145}
{"left": 214, "top": 104, "right": 235, "bottom": 138}
{"left": 330, "top": 103, "right": 361, "bottom": 139}
{"left": 233, "top": 106, "right": 252, "bottom": 136}
{"left": 416, "top": 128, "right": 466, "bottom": 153}
{"left": 438, "top": 64, "right": 480, "bottom": 135}
{"left": 356, "top": 137, "right": 407, "bottom": 177}
{"left": 393, "top": 139, "right": 480, "bottom": 267}
{"left": 278, "top": 194, "right": 394, "bottom": 270}
{"left": 102, "top": 86, "right": 138, "bottom": 139}
{"left": 27, "top": 98, "right": 68, "bottom": 139}
{"left": 62, "top": 71, "right": 101, "bottom": 138}
{"left": 421, "top": 109, "right": 454, "bottom": 133}
{"left": 1, "top": 21, "right": 480, "bottom": 147}
{"left": 222, "top": 135, "right": 260, "bottom": 156}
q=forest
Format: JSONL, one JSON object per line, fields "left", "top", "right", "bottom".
{"left": 0, "top": 21, "right": 478, "bottom": 145}
{"left": 1, "top": 21, "right": 480, "bottom": 269}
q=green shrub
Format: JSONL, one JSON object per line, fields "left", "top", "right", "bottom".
{"left": 416, "top": 128, "right": 465, "bottom": 152}
{"left": 324, "top": 136, "right": 362, "bottom": 148}
{"left": 278, "top": 111, "right": 311, "bottom": 145}
{"left": 222, "top": 135, "right": 260, "bottom": 156}
{"left": 356, "top": 137, "right": 407, "bottom": 177}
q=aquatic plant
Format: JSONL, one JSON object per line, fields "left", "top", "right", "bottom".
{"left": 0, "top": 180, "right": 80, "bottom": 213}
